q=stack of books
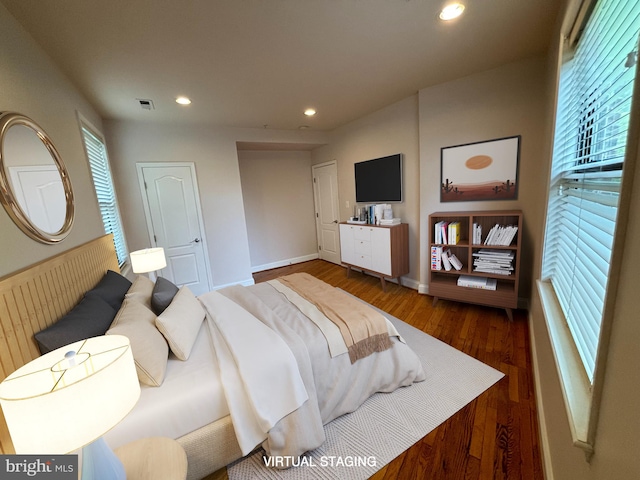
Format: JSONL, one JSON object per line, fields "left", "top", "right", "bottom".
{"left": 434, "top": 221, "right": 461, "bottom": 245}
{"left": 472, "top": 249, "right": 515, "bottom": 275}
{"left": 483, "top": 224, "right": 518, "bottom": 246}
{"left": 431, "top": 246, "right": 463, "bottom": 271}
{"left": 457, "top": 275, "right": 497, "bottom": 290}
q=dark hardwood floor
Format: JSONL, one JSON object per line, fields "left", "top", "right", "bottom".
{"left": 209, "top": 260, "right": 543, "bottom": 480}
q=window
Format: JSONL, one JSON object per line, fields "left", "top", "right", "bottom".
{"left": 80, "top": 120, "right": 128, "bottom": 266}
{"left": 542, "top": 0, "right": 639, "bottom": 384}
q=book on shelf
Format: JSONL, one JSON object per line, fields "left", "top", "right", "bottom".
{"left": 472, "top": 222, "right": 482, "bottom": 245}
{"left": 430, "top": 246, "right": 442, "bottom": 270}
{"left": 432, "top": 247, "right": 463, "bottom": 271}
{"left": 457, "top": 275, "right": 497, "bottom": 290}
{"left": 434, "top": 220, "right": 462, "bottom": 245}
{"left": 448, "top": 253, "right": 463, "bottom": 270}
{"left": 447, "top": 222, "right": 460, "bottom": 245}
{"left": 441, "top": 249, "right": 452, "bottom": 271}
{"left": 436, "top": 221, "right": 447, "bottom": 244}
{"left": 483, "top": 223, "right": 518, "bottom": 246}
{"left": 472, "top": 249, "right": 515, "bottom": 275}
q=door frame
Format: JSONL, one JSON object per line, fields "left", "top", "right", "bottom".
{"left": 312, "top": 160, "right": 341, "bottom": 264}
{"left": 136, "top": 162, "right": 214, "bottom": 291}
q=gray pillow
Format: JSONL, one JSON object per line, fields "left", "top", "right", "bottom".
{"left": 151, "top": 277, "right": 179, "bottom": 315}
{"left": 86, "top": 270, "right": 132, "bottom": 310}
{"left": 34, "top": 295, "right": 116, "bottom": 355}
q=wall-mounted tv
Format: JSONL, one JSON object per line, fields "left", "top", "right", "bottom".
{"left": 355, "top": 153, "right": 403, "bottom": 203}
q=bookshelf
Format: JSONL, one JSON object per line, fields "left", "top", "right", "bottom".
{"left": 428, "top": 210, "right": 522, "bottom": 320}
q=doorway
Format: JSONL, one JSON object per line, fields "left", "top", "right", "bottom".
{"left": 312, "top": 161, "right": 341, "bottom": 264}
{"left": 136, "top": 163, "right": 213, "bottom": 295}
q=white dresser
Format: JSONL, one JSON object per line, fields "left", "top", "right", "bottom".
{"left": 339, "top": 223, "right": 409, "bottom": 291}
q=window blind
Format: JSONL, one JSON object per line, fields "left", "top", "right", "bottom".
{"left": 81, "top": 125, "right": 128, "bottom": 267}
{"left": 542, "top": 0, "right": 639, "bottom": 382}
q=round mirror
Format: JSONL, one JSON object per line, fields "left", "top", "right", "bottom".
{"left": 0, "top": 112, "right": 74, "bottom": 244}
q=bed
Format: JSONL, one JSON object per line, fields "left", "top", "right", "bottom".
{"left": 0, "top": 234, "right": 425, "bottom": 479}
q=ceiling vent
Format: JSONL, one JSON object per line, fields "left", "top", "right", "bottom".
{"left": 137, "top": 98, "right": 155, "bottom": 110}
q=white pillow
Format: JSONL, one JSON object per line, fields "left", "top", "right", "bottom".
{"left": 156, "top": 286, "right": 205, "bottom": 361}
{"left": 125, "top": 275, "right": 155, "bottom": 309}
{"left": 108, "top": 298, "right": 169, "bottom": 386}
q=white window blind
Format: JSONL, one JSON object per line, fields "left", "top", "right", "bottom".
{"left": 81, "top": 125, "right": 128, "bottom": 266}
{"left": 542, "top": 0, "right": 639, "bottom": 382}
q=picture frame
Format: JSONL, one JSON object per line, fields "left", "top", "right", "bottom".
{"left": 440, "top": 135, "right": 520, "bottom": 202}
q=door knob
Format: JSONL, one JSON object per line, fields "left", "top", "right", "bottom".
{"left": 193, "top": 238, "right": 200, "bottom": 243}
{"left": 333, "top": 220, "right": 338, "bottom": 224}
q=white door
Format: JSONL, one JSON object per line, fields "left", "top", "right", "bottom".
{"left": 137, "top": 163, "right": 212, "bottom": 295}
{"left": 312, "top": 161, "right": 341, "bottom": 264}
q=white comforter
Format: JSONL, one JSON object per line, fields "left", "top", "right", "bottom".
{"left": 200, "top": 282, "right": 426, "bottom": 461}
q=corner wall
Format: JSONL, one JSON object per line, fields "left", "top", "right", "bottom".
{"left": 311, "top": 96, "right": 421, "bottom": 286}
{"left": 418, "top": 56, "right": 550, "bottom": 300}
{"left": 0, "top": 4, "right": 105, "bottom": 277}
{"left": 238, "top": 150, "right": 318, "bottom": 271}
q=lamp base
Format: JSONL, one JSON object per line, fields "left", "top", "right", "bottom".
{"left": 82, "top": 437, "right": 126, "bottom": 480}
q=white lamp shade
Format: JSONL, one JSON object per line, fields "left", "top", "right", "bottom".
{"left": 130, "top": 247, "right": 166, "bottom": 274}
{"left": 0, "top": 335, "right": 140, "bottom": 454}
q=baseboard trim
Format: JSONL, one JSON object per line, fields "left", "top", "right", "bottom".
{"left": 401, "top": 277, "right": 420, "bottom": 291}
{"left": 251, "top": 254, "right": 320, "bottom": 273}
{"left": 528, "top": 310, "right": 554, "bottom": 480}
{"left": 212, "top": 277, "right": 255, "bottom": 290}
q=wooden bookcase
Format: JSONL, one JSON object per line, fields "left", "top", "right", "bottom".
{"left": 428, "top": 210, "right": 522, "bottom": 320}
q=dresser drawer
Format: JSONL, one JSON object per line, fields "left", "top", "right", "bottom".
{"left": 355, "top": 254, "right": 372, "bottom": 270}
{"left": 353, "top": 226, "right": 372, "bottom": 241}
{"left": 354, "top": 239, "right": 371, "bottom": 256}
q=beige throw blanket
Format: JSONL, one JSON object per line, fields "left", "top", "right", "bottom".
{"left": 277, "top": 273, "right": 392, "bottom": 363}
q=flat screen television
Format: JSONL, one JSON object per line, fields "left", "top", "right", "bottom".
{"left": 354, "top": 153, "right": 403, "bottom": 203}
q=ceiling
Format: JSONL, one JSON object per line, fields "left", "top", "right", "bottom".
{"left": 2, "top": 0, "right": 560, "bottom": 131}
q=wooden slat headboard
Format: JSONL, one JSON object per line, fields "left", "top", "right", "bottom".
{"left": 0, "top": 234, "right": 120, "bottom": 453}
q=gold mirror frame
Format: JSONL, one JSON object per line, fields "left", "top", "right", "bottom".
{"left": 0, "top": 112, "right": 74, "bottom": 244}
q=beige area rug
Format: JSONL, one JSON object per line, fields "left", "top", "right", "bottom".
{"left": 227, "top": 308, "right": 504, "bottom": 480}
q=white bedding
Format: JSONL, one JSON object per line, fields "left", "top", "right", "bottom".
{"left": 103, "top": 279, "right": 425, "bottom": 466}
{"left": 202, "top": 290, "right": 309, "bottom": 455}
{"left": 104, "top": 321, "right": 228, "bottom": 449}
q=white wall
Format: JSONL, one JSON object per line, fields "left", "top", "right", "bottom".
{"left": 238, "top": 150, "right": 318, "bottom": 271}
{"left": 104, "top": 120, "right": 328, "bottom": 287}
{"left": 311, "top": 96, "right": 421, "bottom": 286}
{"left": 418, "top": 56, "right": 550, "bottom": 299}
{"left": 0, "top": 4, "right": 105, "bottom": 277}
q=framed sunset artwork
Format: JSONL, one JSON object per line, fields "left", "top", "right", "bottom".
{"left": 440, "top": 135, "right": 521, "bottom": 202}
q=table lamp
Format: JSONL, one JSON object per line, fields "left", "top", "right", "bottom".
{"left": 130, "top": 247, "right": 166, "bottom": 281}
{"left": 0, "top": 335, "right": 140, "bottom": 480}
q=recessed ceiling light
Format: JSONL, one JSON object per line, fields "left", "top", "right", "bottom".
{"left": 439, "top": 3, "right": 465, "bottom": 21}
{"left": 176, "top": 96, "right": 192, "bottom": 105}
{"left": 304, "top": 108, "right": 316, "bottom": 116}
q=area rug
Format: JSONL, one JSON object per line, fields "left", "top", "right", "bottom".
{"left": 227, "top": 308, "right": 504, "bottom": 480}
